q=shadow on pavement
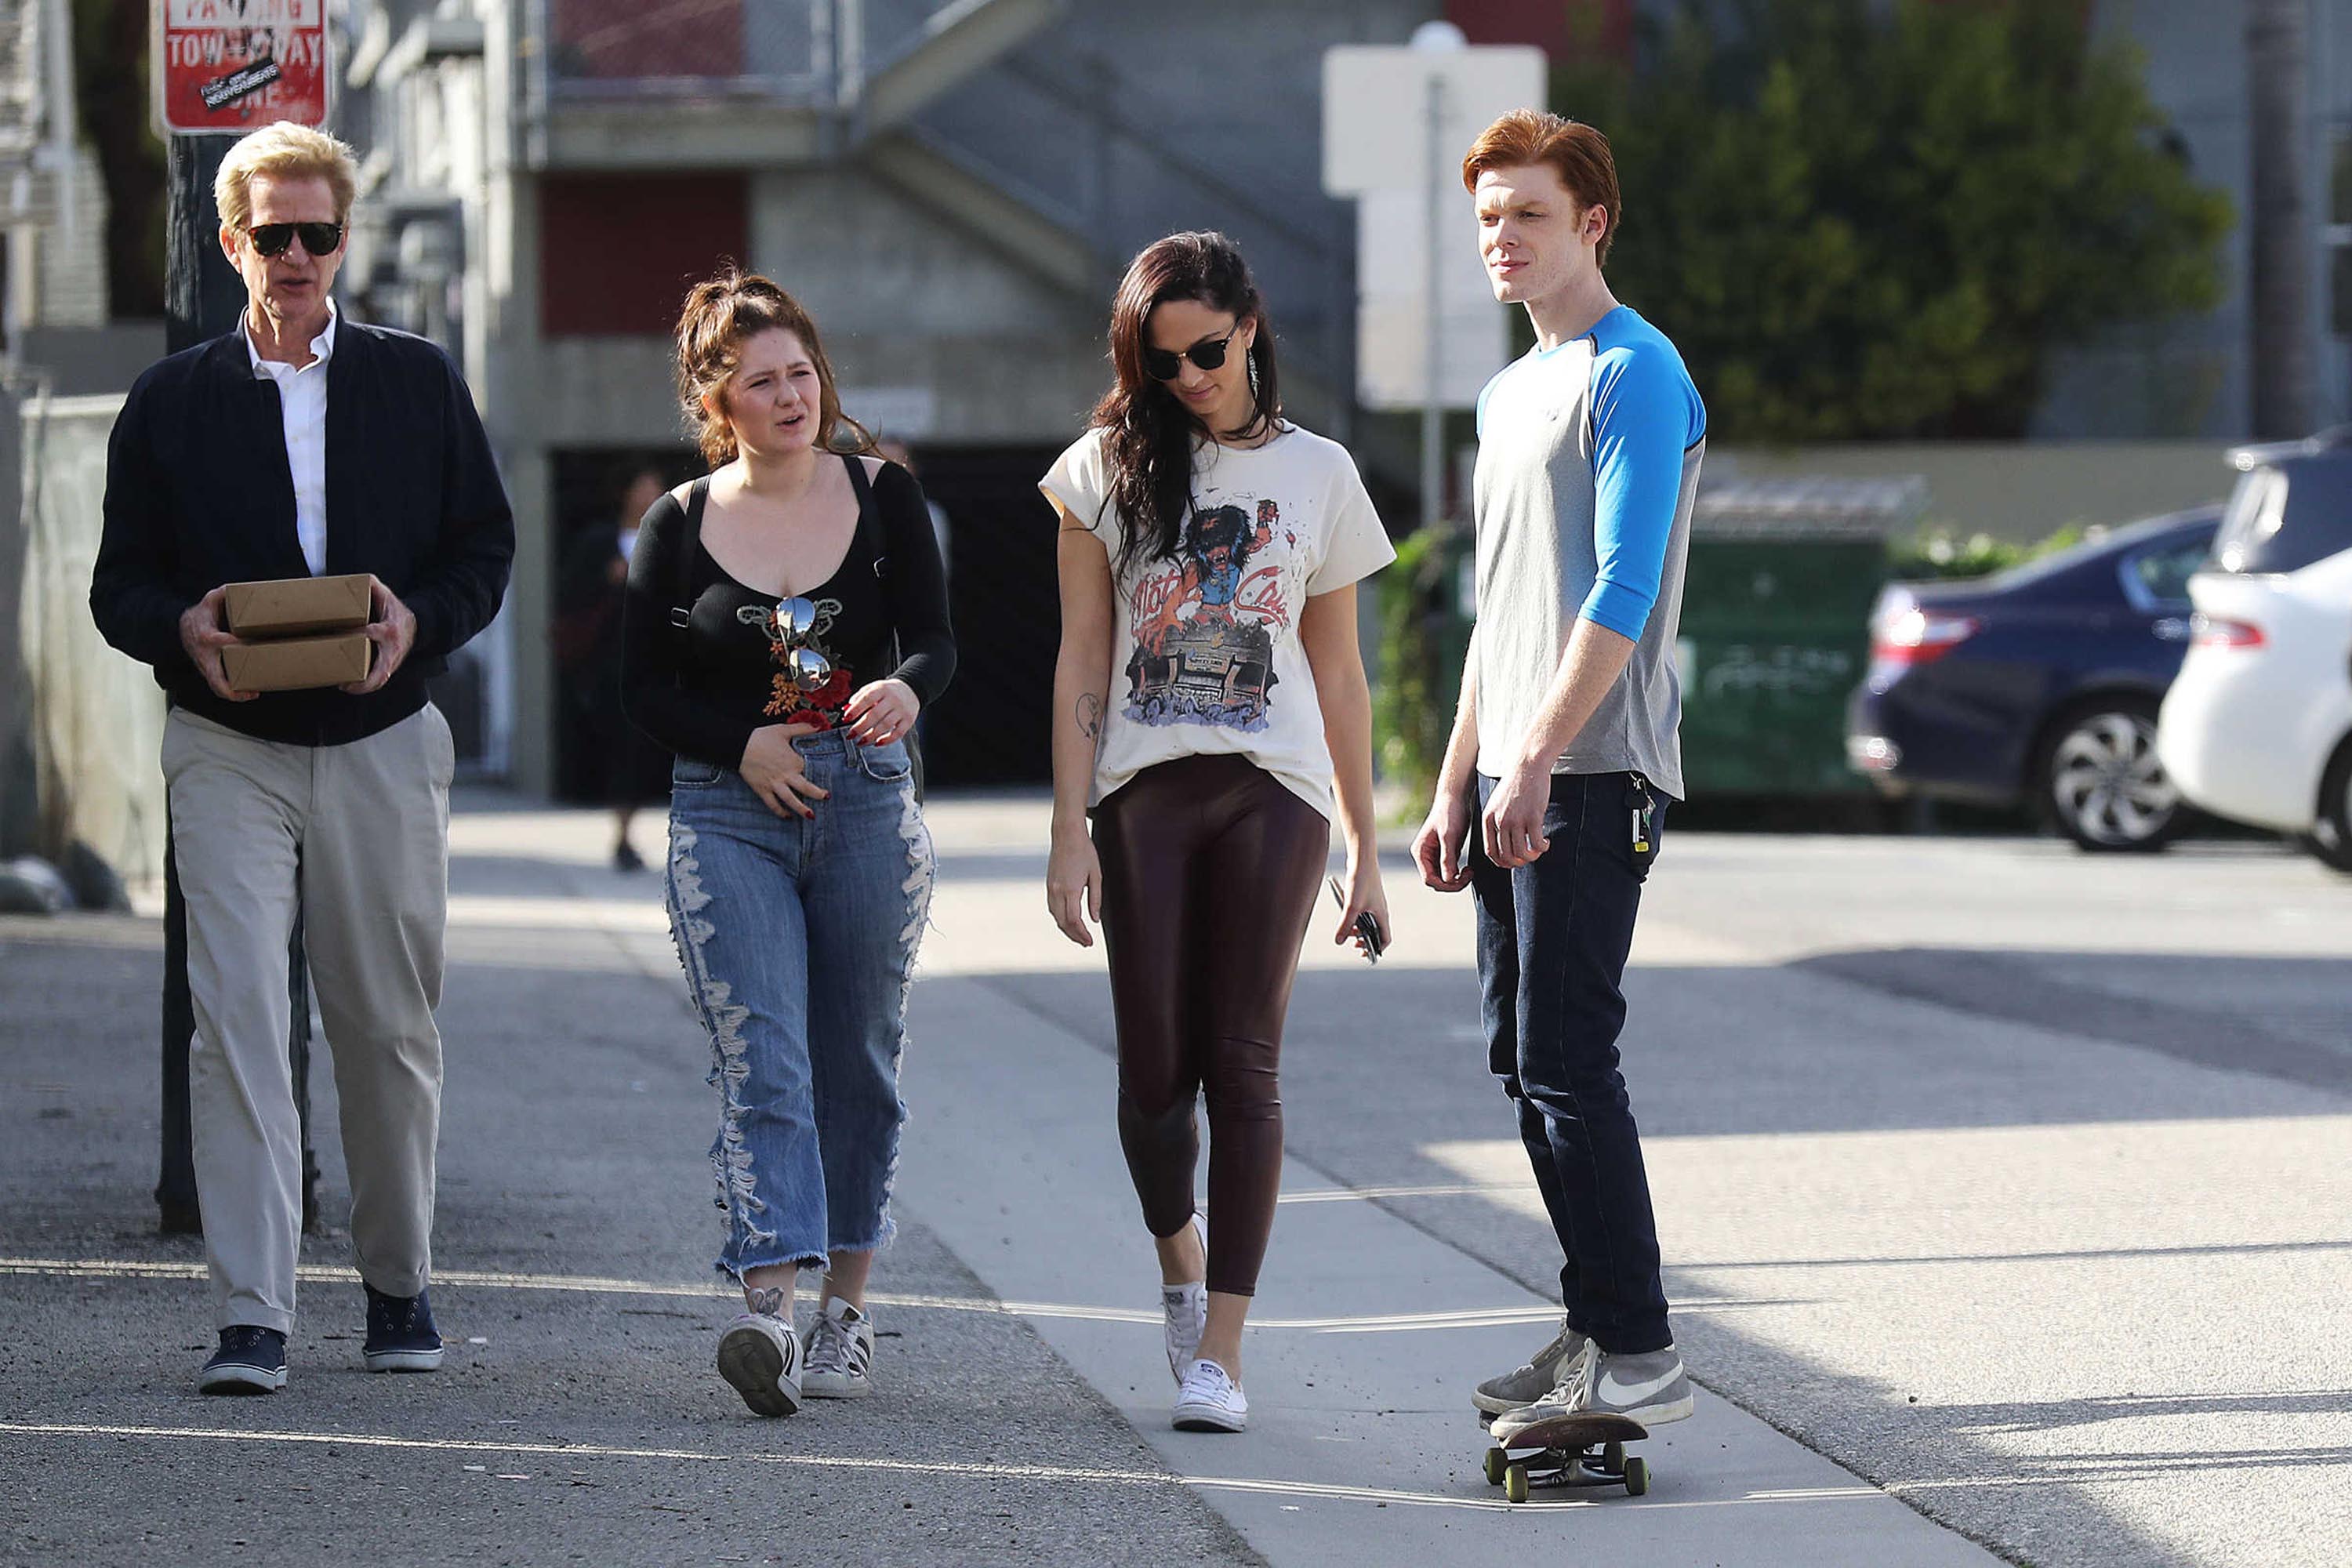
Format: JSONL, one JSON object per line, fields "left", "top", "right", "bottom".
{"left": 968, "top": 943, "right": 2352, "bottom": 1568}
{"left": 0, "top": 916, "right": 1265, "bottom": 1568}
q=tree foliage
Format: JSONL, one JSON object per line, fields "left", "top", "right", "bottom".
{"left": 1559, "top": 0, "right": 2233, "bottom": 440}
{"left": 72, "top": 0, "right": 168, "bottom": 318}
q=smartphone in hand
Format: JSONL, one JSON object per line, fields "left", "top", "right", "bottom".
{"left": 1327, "top": 875, "right": 1385, "bottom": 964}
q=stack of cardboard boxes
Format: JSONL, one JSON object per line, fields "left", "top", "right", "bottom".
{"left": 221, "top": 574, "right": 376, "bottom": 691}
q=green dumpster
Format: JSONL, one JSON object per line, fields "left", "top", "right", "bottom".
{"left": 1674, "top": 479, "right": 1918, "bottom": 796}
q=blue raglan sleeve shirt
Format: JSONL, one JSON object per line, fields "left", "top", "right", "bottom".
{"left": 1582, "top": 341, "right": 1705, "bottom": 641}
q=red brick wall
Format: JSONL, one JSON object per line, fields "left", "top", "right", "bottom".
{"left": 1446, "top": 0, "right": 1635, "bottom": 60}
{"left": 539, "top": 175, "right": 750, "bottom": 338}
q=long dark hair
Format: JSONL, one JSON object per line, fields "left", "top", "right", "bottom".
{"left": 1090, "top": 232, "right": 1282, "bottom": 576}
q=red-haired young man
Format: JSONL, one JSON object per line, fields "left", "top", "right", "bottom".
{"left": 1413, "top": 108, "right": 1704, "bottom": 1440}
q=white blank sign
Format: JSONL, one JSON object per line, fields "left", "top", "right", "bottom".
{"left": 1354, "top": 187, "right": 1510, "bottom": 411}
{"left": 1321, "top": 44, "right": 1548, "bottom": 197}
{"left": 1324, "top": 42, "right": 1547, "bottom": 409}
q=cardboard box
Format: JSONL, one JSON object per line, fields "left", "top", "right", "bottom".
{"left": 223, "top": 574, "right": 373, "bottom": 639}
{"left": 220, "top": 632, "right": 374, "bottom": 693}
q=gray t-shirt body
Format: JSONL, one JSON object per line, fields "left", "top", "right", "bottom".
{"left": 1471, "top": 304, "right": 1707, "bottom": 799}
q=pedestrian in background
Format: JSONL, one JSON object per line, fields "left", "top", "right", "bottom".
{"left": 89, "top": 121, "right": 514, "bottom": 1395}
{"left": 1413, "top": 109, "right": 1704, "bottom": 1441}
{"left": 554, "top": 464, "right": 672, "bottom": 869}
{"left": 620, "top": 270, "right": 954, "bottom": 1417}
{"left": 1041, "top": 231, "right": 1394, "bottom": 1433}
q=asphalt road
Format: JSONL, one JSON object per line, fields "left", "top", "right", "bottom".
{"left": 4, "top": 793, "right": 2345, "bottom": 1566}
{"left": 0, "top": 801, "right": 1259, "bottom": 1568}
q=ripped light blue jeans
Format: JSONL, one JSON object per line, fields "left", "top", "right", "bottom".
{"left": 665, "top": 731, "right": 935, "bottom": 1281}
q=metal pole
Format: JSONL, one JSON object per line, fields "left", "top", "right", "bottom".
{"left": 2246, "top": 0, "right": 2317, "bottom": 437}
{"left": 1421, "top": 71, "right": 1444, "bottom": 535}
{"left": 165, "top": 136, "right": 245, "bottom": 353}
{"left": 159, "top": 132, "right": 319, "bottom": 1235}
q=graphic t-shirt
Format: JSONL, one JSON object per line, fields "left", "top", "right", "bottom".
{"left": 1041, "top": 424, "right": 1396, "bottom": 819}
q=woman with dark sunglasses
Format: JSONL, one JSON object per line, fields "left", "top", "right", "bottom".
{"left": 619, "top": 270, "right": 953, "bottom": 1417}
{"left": 1041, "top": 232, "right": 1395, "bottom": 1432}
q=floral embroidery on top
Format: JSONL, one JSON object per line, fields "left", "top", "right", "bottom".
{"left": 735, "top": 597, "right": 849, "bottom": 727}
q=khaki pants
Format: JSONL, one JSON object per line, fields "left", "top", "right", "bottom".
{"left": 162, "top": 705, "right": 454, "bottom": 1333}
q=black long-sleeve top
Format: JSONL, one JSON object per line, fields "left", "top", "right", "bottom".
{"left": 89, "top": 319, "right": 515, "bottom": 746}
{"left": 619, "top": 456, "right": 955, "bottom": 768}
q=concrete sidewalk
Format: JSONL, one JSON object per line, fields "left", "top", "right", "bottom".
{"left": 0, "top": 797, "right": 1257, "bottom": 1567}
{"left": 20, "top": 789, "right": 2336, "bottom": 1566}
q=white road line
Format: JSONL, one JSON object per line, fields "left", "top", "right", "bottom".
{"left": 0, "top": 1421, "right": 1897, "bottom": 1515}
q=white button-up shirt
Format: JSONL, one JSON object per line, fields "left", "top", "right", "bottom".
{"left": 245, "top": 301, "right": 338, "bottom": 576}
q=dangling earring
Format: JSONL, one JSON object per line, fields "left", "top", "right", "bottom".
{"left": 1247, "top": 351, "right": 1261, "bottom": 400}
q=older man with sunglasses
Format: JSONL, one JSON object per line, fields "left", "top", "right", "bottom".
{"left": 91, "top": 122, "right": 513, "bottom": 1395}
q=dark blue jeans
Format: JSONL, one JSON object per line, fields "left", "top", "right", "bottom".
{"left": 1472, "top": 769, "right": 1671, "bottom": 1354}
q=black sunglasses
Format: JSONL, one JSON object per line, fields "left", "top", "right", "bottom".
{"left": 1142, "top": 323, "right": 1243, "bottom": 382}
{"left": 247, "top": 221, "right": 345, "bottom": 259}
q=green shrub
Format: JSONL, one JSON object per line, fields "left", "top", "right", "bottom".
{"left": 1888, "top": 522, "right": 2087, "bottom": 580}
{"left": 1373, "top": 527, "right": 1472, "bottom": 813}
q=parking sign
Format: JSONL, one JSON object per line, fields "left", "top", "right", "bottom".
{"left": 154, "top": 0, "right": 331, "bottom": 136}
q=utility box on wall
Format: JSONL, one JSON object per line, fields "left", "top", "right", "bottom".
{"left": 1675, "top": 480, "right": 1921, "bottom": 797}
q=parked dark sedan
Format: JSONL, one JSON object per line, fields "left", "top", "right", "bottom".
{"left": 1846, "top": 506, "right": 2223, "bottom": 850}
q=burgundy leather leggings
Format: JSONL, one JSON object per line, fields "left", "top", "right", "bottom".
{"left": 1092, "top": 753, "right": 1330, "bottom": 1298}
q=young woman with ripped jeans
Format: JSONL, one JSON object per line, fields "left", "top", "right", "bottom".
{"left": 621, "top": 270, "right": 953, "bottom": 1416}
{"left": 1042, "top": 232, "right": 1395, "bottom": 1432}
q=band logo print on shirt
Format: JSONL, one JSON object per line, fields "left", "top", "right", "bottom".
{"left": 1125, "top": 496, "right": 1289, "bottom": 732}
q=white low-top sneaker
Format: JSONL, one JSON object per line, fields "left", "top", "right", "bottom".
{"left": 802, "top": 1298, "right": 876, "bottom": 1399}
{"left": 716, "top": 1312, "right": 802, "bottom": 1417}
{"left": 1173, "top": 1357, "right": 1248, "bottom": 1433}
{"left": 1163, "top": 1214, "right": 1208, "bottom": 1385}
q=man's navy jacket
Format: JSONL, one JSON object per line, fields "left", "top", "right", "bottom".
{"left": 90, "top": 318, "right": 515, "bottom": 747}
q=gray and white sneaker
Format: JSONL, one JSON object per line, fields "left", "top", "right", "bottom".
{"left": 802, "top": 1298, "right": 876, "bottom": 1399}
{"left": 1472, "top": 1316, "right": 1590, "bottom": 1415}
{"left": 1490, "top": 1341, "right": 1693, "bottom": 1443}
{"left": 1163, "top": 1214, "right": 1208, "bottom": 1385}
{"left": 716, "top": 1312, "right": 802, "bottom": 1417}
{"left": 1172, "top": 1357, "right": 1247, "bottom": 1433}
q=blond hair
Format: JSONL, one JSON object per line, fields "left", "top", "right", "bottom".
{"left": 215, "top": 122, "right": 360, "bottom": 233}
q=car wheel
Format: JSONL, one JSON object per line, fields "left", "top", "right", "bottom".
{"left": 2307, "top": 744, "right": 2352, "bottom": 874}
{"left": 2041, "top": 700, "right": 2187, "bottom": 853}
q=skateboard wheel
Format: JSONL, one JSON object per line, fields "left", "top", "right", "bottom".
{"left": 1602, "top": 1440, "right": 1624, "bottom": 1470}
{"left": 1483, "top": 1448, "right": 1508, "bottom": 1486}
{"left": 1504, "top": 1464, "right": 1530, "bottom": 1504}
{"left": 1623, "top": 1457, "right": 1650, "bottom": 1497}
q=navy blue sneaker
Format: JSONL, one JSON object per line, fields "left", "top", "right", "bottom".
{"left": 363, "top": 1284, "right": 445, "bottom": 1372}
{"left": 199, "top": 1326, "right": 288, "bottom": 1395}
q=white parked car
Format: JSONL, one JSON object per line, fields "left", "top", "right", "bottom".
{"left": 2156, "top": 430, "right": 2352, "bottom": 872}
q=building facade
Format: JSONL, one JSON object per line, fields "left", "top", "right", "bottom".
{"left": 338, "top": 0, "right": 1432, "bottom": 791}
{"left": 339, "top": 0, "right": 2350, "bottom": 789}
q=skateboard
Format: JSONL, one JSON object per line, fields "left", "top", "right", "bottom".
{"left": 1479, "top": 1410, "right": 1650, "bottom": 1503}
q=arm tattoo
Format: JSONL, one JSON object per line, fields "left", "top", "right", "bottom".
{"left": 745, "top": 1286, "right": 787, "bottom": 1319}
{"left": 1076, "top": 692, "right": 1103, "bottom": 742}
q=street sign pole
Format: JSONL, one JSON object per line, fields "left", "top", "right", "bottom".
{"left": 157, "top": 130, "right": 241, "bottom": 1235}
{"left": 1421, "top": 71, "right": 1445, "bottom": 534}
{"left": 153, "top": 0, "right": 329, "bottom": 1236}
